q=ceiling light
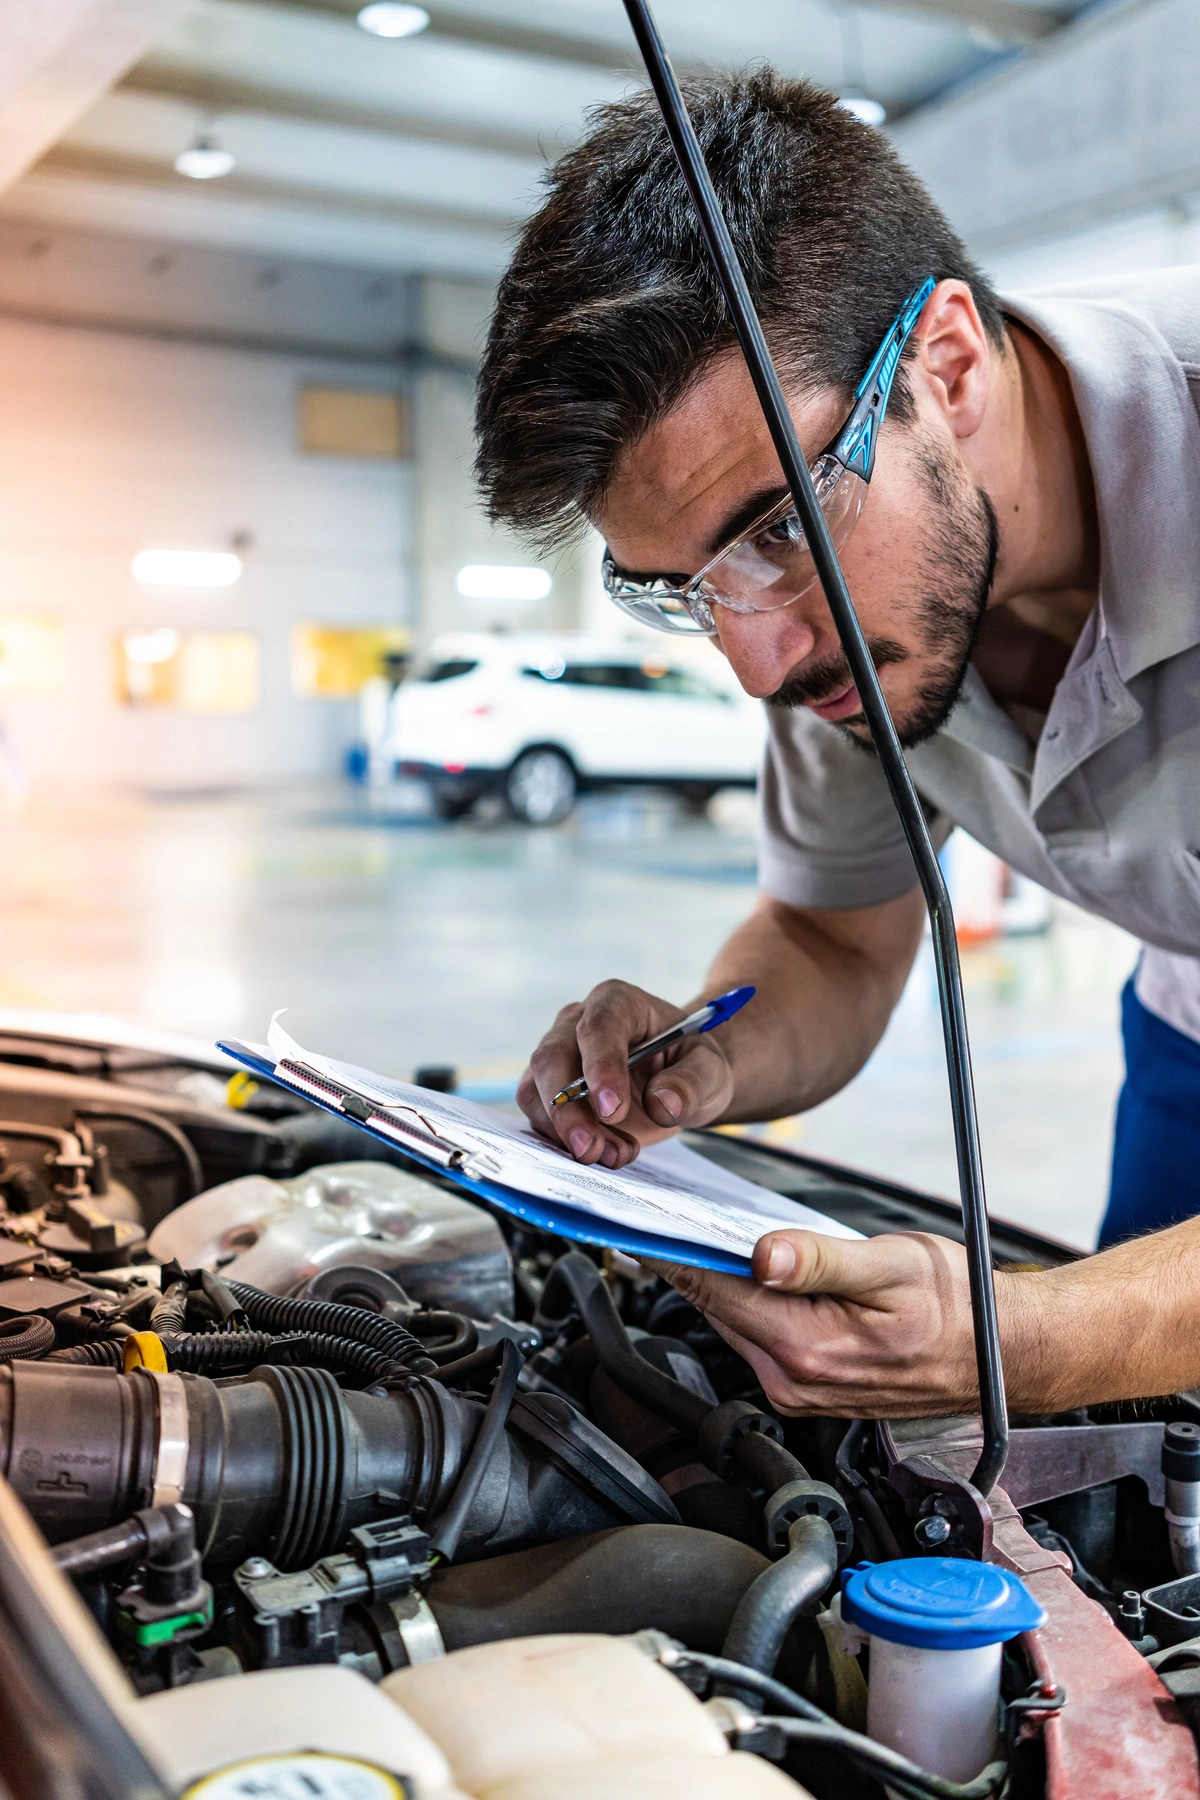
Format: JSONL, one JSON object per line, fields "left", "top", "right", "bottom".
{"left": 356, "top": 3, "right": 430, "bottom": 37}
{"left": 174, "top": 135, "right": 236, "bottom": 181}
{"left": 836, "top": 94, "right": 887, "bottom": 128}
{"left": 132, "top": 549, "right": 242, "bottom": 588}
{"left": 455, "top": 565, "right": 552, "bottom": 602}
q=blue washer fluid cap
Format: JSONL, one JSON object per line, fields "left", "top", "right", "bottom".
{"left": 843, "top": 1558, "right": 1047, "bottom": 1651}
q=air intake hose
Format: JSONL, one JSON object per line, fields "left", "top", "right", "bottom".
{"left": 542, "top": 1253, "right": 804, "bottom": 1492}
{"left": 0, "top": 1358, "right": 673, "bottom": 1571}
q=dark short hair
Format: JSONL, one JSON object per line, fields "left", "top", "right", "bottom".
{"left": 475, "top": 70, "right": 1004, "bottom": 548}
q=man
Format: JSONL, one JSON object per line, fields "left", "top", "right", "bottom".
{"left": 474, "top": 72, "right": 1200, "bottom": 1415}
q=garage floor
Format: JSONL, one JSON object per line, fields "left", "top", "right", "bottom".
{"left": 0, "top": 781, "right": 1138, "bottom": 1250}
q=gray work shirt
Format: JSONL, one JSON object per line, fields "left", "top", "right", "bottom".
{"left": 758, "top": 267, "right": 1200, "bottom": 1039}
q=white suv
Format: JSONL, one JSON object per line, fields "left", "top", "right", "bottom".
{"left": 385, "top": 631, "right": 765, "bottom": 823}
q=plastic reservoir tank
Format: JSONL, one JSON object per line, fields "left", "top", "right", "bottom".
{"left": 842, "top": 1557, "right": 1046, "bottom": 1783}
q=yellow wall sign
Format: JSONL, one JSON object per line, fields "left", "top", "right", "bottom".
{"left": 290, "top": 624, "right": 412, "bottom": 699}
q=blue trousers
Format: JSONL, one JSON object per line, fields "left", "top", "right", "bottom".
{"left": 1097, "top": 978, "right": 1200, "bottom": 1248}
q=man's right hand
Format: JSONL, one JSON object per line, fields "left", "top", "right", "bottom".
{"left": 517, "top": 979, "right": 736, "bottom": 1167}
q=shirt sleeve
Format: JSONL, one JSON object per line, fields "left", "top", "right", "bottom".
{"left": 757, "top": 705, "right": 948, "bottom": 908}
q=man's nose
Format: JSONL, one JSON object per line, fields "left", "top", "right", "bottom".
{"left": 714, "top": 604, "right": 818, "bottom": 699}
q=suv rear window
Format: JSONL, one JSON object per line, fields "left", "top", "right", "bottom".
{"left": 420, "top": 659, "right": 478, "bottom": 683}
{"left": 523, "top": 662, "right": 724, "bottom": 698}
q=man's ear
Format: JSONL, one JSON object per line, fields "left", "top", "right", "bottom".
{"left": 911, "top": 280, "right": 993, "bottom": 443}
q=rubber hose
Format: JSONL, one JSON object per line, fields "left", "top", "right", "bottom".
{"left": 428, "top": 1338, "right": 522, "bottom": 1563}
{"left": 199, "top": 1269, "right": 246, "bottom": 1327}
{"left": 50, "top": 1505, "right": 186, "bottom": 1580}
{"left": 425, "top": 1523, "right": 769, "bottom": 1653}
{"left": 45, "top": 1339, "right": 125, "bottom": 1366}
{"left": 722, "top": 1513, "right": 839, "bottom": 1676}
{"left": 51, "top": 1515, "right": 153, "bottom": 1579}
{"left": 432, "top": 1340, "right": 503, "bottom": 1389}
{"left": 411, "top": 1311, "right": 478, "bottom": 1364}
{"left": 225, "top": 1279, "right": 436, "bottom": 1374}
{"left": 540, "top": 1253, "right": 709, "bottom": 1435}
{"left": 0, "top": 1316, "right": 55, "bottom": 1361}
{"left": 159, "top": 1331, "right": 411, "bottom": 1385}
{"left": 730, "top": 1424, "right": 811, "bottom": 1503}
{"left": 541, "top": 1253, "right": 809, "bottom": 1493}
{"left": 73, "top": 1105, "right": 204, "bottom": 1201}
{"left": 835, "top": 1419, "right": 903, "bottom": 1562}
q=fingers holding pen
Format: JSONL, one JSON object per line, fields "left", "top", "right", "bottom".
{"left": 572, "top": 979, "right": 676, "bottom": 1125}
{"left": 522, "top": 995, "right": 641, "bottom": 1166}
{"left": 523, "top": 981, "right": 712, "bottom": 1166}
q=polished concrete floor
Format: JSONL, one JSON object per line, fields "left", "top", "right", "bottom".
{"left": 0, "top": 782, "right": 1138, "bottom": 1249}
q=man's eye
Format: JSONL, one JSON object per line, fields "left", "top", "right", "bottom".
{"left": 754, "top": 515, "right": 804, "bottom": 551}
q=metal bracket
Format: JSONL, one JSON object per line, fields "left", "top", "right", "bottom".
{"left": 887, "top": 1455, "right": 994, "bottom": 1561}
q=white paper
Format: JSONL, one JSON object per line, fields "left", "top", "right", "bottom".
{"left": 260, "top": 1014, "right": 861, "bottom": 1261}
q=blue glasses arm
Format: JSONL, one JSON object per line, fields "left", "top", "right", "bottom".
{"left": 826, "top": 276, "right": 936, "bottom": 484}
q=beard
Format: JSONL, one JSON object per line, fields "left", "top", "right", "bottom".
{"left": 767, "top": 437, "right": 999, "bottom": 750}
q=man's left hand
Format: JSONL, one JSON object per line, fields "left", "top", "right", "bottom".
{"left": 651, "top": 1228, "right": 987, "bottom": 1418}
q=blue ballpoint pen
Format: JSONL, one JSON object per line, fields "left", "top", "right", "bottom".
{"left": 551, "top": 984, "right": 756, "bottom": 1109}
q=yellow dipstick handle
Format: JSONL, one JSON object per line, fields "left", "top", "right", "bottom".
{"left": 123, "top": 1331, "right": 168, "bottom": 1373}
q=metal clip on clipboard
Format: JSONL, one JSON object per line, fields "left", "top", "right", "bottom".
{"left": 276, "top": 1057, "right": 503, "bottom": 1182}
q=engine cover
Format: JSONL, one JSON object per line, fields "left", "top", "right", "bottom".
{"left": 146, "top": 1162, "right": 513, "bottom": 1320}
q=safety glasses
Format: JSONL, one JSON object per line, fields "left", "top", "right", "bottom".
{"left": 602, "top": 276, "right": 936, "bottom": 636}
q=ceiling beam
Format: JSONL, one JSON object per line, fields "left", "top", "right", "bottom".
{"left": 32, "top": 143, "right": 517, "bottom": 238}
{"left": 892, "top": 0, "right": 1200, "bottom": 252}
{"left": 0, "top": 0, "right": 191, "bottom": 195}
{"left": 233, "top": 0, "right": 1070, "bottom": 59}
{"left": 856, "top": 0, "right": 1070, "bottom": 45}
{"left": 0, "top": 301, "right": 476, "bottom": 369}
{"left": 116, "top": 63, "right": 553, "bottom": 160}
{"left": 222, "top": 0, "right": 709, "bottom": 76}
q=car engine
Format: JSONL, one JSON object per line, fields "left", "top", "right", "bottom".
{"left": 1, "top": 1019, "right": 1199, "bottom": 1799}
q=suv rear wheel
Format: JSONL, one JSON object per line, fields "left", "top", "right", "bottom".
{"left": 506, "top": 748, "right": 576, "bottom": 825}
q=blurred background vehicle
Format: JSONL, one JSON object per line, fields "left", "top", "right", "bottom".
{"left": 385, "top": 632, "right": 764, "bottom": 823}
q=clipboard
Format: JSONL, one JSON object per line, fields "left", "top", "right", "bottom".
{"left": 218, "top": 1038, "right": 754, "bottom": 1275}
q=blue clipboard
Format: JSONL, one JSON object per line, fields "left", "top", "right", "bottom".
{"left": 218, "top": 1040, "right": 752, "bottom": 1277}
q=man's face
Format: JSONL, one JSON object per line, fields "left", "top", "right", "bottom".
{"left": 596, "top": 351, "right": 998, "bottom": 748}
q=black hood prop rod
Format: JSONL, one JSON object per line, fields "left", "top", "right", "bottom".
{"left": 620, "top": 0, "right": 1007, "bottom": 1497}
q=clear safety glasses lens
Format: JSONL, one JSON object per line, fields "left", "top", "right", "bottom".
{"left": 602, "top": 455, "right": 866, "bottom": 638}
{"left": 692, "top": 456, "right": 865, "bottom": 616}
{"left": 602, "top": 581, "right": 715, "bottom": 636}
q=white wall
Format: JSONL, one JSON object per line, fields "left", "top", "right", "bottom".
{"left": 0, "top": 314, "right": 411, "bottom": 786}
{"left": 984, "top": 194, "right": 1200, "bottom": 293}
{"left": 412, "top": 275, "right": 590, "bottom": 647}
{"left": 888, "top": 0, "right": 1200, "bottom": 301}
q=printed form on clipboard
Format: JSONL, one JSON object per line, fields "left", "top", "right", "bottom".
{"left": 217, "top": 1014, "right": 863, "bottom": 1276}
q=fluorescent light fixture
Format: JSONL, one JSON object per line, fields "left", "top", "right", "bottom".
{"left": 174, "top": 136, "right": 236, "bottom": 180}
{"left": 836, "top": 94, "right": 887, "bottom": 127}
{"left": 357, "top": 3, "right": 430, "bottom": 36}
{"left": 123, "top": 628, "right": 181, "bottom": 665}
{"left": 132, "top": 549, "right": 243, "bottom": 588}
{"left": 455, "top": 565, "right": 552, "bottom": 602}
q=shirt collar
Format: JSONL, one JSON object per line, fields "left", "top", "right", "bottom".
{"left": 1000, "top": 285, "right": 1200, "bottom": 682}
{"left": 938, "top": 665, "right": 1035, "bottom": 776}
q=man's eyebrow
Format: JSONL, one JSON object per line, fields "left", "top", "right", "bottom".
{"left": 700, "top": 483, "right": 791, "bottom": 558}
{"left": 609, "top": 483, "right": 792, "bottom": 584}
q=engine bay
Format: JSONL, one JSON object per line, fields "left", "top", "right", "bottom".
{"left": 2, "top": 1018, "right": 1199, "bottom": 1799}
